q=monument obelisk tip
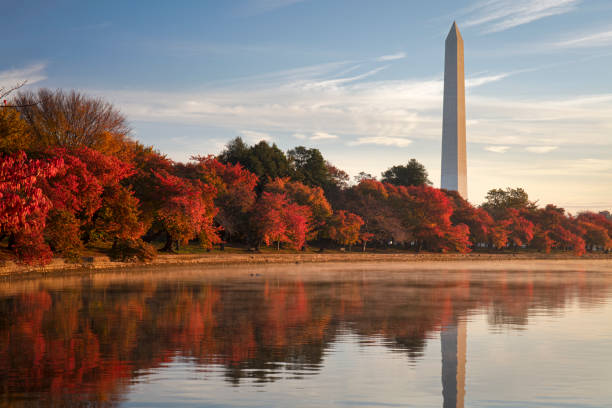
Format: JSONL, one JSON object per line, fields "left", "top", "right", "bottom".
{"left": 447, "top": 21, "right": 462, "bottom": 40}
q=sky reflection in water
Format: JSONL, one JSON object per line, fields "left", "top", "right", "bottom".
{"left": 1, "top": 263, "right": 611, "bottom": 407}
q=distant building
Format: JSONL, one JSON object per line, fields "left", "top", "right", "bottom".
{"left": 441, "top": 22, "right": 467, "bottom": 199}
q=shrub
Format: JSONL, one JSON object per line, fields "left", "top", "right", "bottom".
{"left": 109, "top": 239, "right": 157, "bottom": 262}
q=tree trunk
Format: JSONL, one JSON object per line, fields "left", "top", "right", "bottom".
{"left": 7, "top": 233, "right": 16, "bottom": 250}
{"left": 161, "top": 233, "right": 173, "bottom": 252}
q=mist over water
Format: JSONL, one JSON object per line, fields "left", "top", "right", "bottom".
{"left": 1, "top": 262, "right": 611, "bottom": 407}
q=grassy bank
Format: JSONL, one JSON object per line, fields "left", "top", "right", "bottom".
{"left": 1, "top": 244, "right": 611, "bottom": 277}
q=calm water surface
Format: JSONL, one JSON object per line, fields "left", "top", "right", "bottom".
{"left": 1, "top": 262, "right": 611, "bottom": 407}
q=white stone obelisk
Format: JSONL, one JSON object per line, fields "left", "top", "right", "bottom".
{"left": 441, "top": 22, "right": 467, "bottom": 199}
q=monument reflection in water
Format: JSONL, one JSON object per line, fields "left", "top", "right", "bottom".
{"left": 1, "top": 266, "right": 611, "bottom": 407}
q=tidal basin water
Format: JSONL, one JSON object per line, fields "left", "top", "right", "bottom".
{"left": 1, "top": 261, "right": 612, "bottom": 407}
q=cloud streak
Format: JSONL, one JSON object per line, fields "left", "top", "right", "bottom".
{"left": 348, "top": 137, "right": 413, "bottom": 147}
{"left": 0, "top": 63, "right": 47, "bottom": 88}
{"left": 484, "top": 145, "right": 510, "bottom": 153}
{"left": 240, "top": 130, "right": 271, "bottom": 143}
{"left": 526, "top": 146, "right": 558, "bottom": 153}
{"left": 377, "top": 52, "right": 407, "bottom": 62}
{"left": 555, "top": 28, "right": 612, "bottom": 48}
{"left": 310, "top": 132, "right": 338, "bottom": 140}
{"left": 463, "top": 0, "right": 581, "bottom": 33}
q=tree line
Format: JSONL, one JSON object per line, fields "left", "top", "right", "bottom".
{"left": 1, "top": 88, "right": 611, "bottom": 265}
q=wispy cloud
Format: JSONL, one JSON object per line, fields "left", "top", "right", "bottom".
{"left": 348, "top": 137, "right": 413, "bottom": 147}
{"left": 555, "top": 28, "right": 612, "bottom": 48}
{"left": 310, "top": 132, "right": 337, "bottom": 140}
{"left": 302, "top": 66, "right": 387, "bottom": 90}
{"left": 466, "top": 72, "right": 511, "bottom": 87}
{"left": 0, "top": 62, "right": 47, "bottom": 87}
{"left": 462, "top": 0, "right": 581, "bottom": 33}
{"left": 526, "top": 146, "right": 558, "bottom": 153}
{"left": 377, "top": 52, "right": 407, "bottom": 62}
{"left": 240, "top": 130, "right": 271, "bottom": 143}
{"left": 485, "top": 145, "right": 510, "bottom": 153}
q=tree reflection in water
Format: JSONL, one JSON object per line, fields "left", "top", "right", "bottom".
{"left": 0, "top": 267, "right": 609, "bottom": 407}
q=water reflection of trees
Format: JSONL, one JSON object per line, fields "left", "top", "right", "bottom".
{"left": 0, "top": 270, "right": 609, "bottom": 405}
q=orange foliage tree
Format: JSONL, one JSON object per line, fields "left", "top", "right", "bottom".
{"left": 328, "top": 210, "right": 364, "bottom": 249}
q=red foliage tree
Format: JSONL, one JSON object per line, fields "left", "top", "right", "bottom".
{"left": 252, "top": 192, "right": 310, "bottom": 250}
{"left": 0, "top": 151, "right": 62, "bottom": 264}
{"left": 399, "top": 185, "right": 471, "bottom": 253}
{"left": 577, "top": 212, "right": 612, "bottom": 251}
{"left": 445, "top": 189, "right": 494, "bottom": 246}
{"left": 154, "top": 170, "right": 220, "bottom": 251}
{"left": 499, "top": 208, "right": 534, "bottom": 248}
{"left": 252, "top": 192, "right": 287, "bottom": 250}
{"left": 40, "top": 147, "right": 143, "bottom": 254}
{"left": 265, "top": 177, "right": 332, "bottom": 241}
{"left": 185, "top": 156, "right": 258, "bottom": 241}
{"left": 530, "top": 205, "right": 585, "bottom": 255}
{"left": 283, "top": 202, "right": 310, "bottom": 250}
{"left": 128, "top": 146, "right": 174, "bottom": 233}
{"left": 343, "top": 179, "right": 398, "bottom": 245}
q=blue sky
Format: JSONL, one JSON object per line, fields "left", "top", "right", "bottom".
{"left": 2, "top": 0, "right": 612, "bottom": 211}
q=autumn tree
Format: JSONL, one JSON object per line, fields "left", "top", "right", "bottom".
{"left": 0, "top": 151, "right": 63, "bottom": 264}
{"left": 265, "top": 177, "right": 332, "bottom": 242}
{"left": 284, "top": 202, "right": 311, "bottom": 250}
{"left": 178, "top": 156, "right": 259, "bottom": 244}
{"left": 530, "top": 205, "right": 585, "bottom": 255}
{"left": 577, "top": 212, "right": 612, "bottom": 251}
{"left": 251, "top": 192, "right": 310, "bottom": 250}
{"left": 445, "top": 189, "right": 494, "bottom": 246}
{"left": 128, "top": 145, "right": 174, "bottom": 237}
{"left": 154, "top": 170, "right": 220, "bottom": 251}
{"left": 15, "top": 89, "right": 134, "bottom": 160}
{"left": 339, "top": 179, "right": 398, "bottom": 246}
{"left": 328, "top": 210, "right": 364, "bottom": 249}
{"left": 0, "top": 107, "right": 33, "bottom": 153}
{"left": 395, "top": 185, "right": 471, "bottom": 253}
{"left": 499, "top": 208, "right": 534, "bottom": 249}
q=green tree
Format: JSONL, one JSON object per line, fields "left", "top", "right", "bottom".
{"left": 381, "top": 159, "right": 432, "bottom": 187}
{"left": 287, "top": 146, "right": 330, "bottom": 188}
{"left": 219, "top": 138, "right": 291, "bottom": 186}
{"left": 218, "top": 137, "right": 250, "bottom": 165}
{"left": 481, "top": 187, "right": 537, "bottom": 218}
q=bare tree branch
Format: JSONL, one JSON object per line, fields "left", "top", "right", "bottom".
{"left": 0, "top": 81, "right": 44, "bottom": 108}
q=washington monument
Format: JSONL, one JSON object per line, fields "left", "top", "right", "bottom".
{"left": 441, "top": 22, "right": 467, "bottom": 199}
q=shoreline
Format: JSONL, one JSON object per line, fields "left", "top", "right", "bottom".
{"left": 1, "top": 251, "right": 611, "bottom": 278}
